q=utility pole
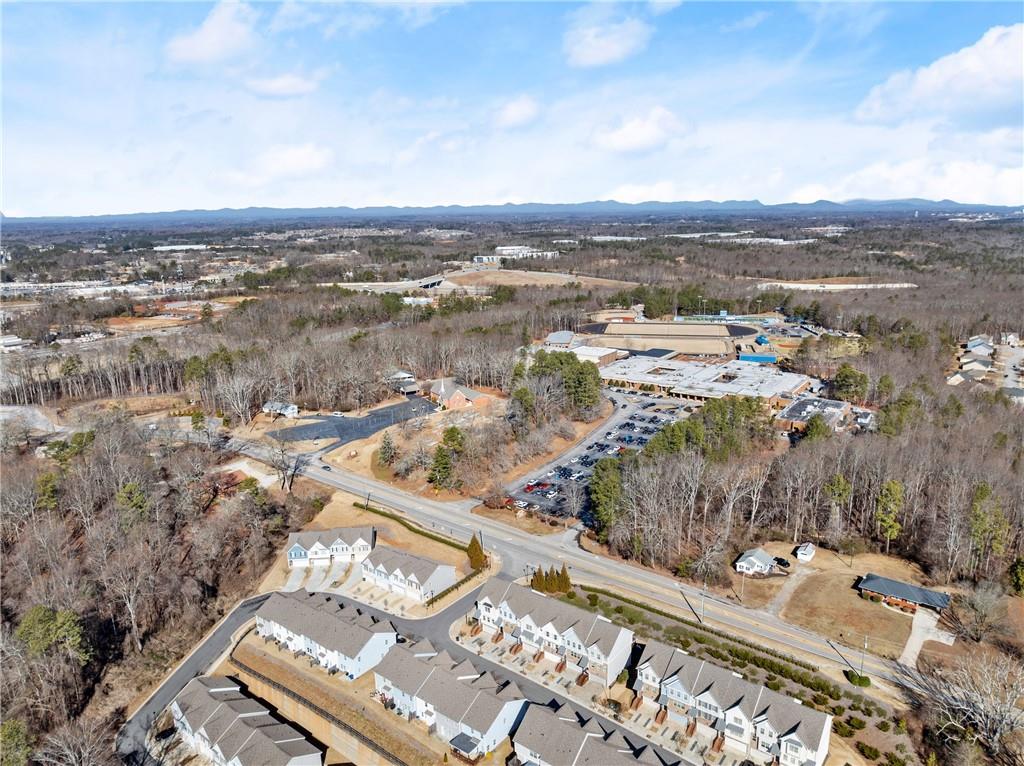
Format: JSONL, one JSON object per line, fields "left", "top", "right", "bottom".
{"left": 860, "top": 635, "right": 867, "bottom": 677}
{"left": 739, "top": 572, "right": 745, "bottom": 601}
{"left": 365, "top": 490, "right": 371, "bottom": 509}
{"left": 700, "top": 577, "right": 707, "bottom": 624}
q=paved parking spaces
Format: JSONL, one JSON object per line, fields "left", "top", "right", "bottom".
{"left": 282, "top": 565, "right": 309, "bottom": 592}
{"left": 348, "top": 580, "right": 421, "bottom": 617}
{"left": 267, "top": 396, "right": 436, "bottom": 447}
{"left": 506, "top": 390, "right": 693, "bottom": 518}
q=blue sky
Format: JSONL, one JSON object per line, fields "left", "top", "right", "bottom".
{"left": 3, "top": 1, "right": 1022, "bottom": 216}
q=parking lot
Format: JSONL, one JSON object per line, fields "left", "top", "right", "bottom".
{"left": 266, "top": 396, "right": 436, "bottom": 449}
{"left": 504, "top": 389, "right": 695, "bottom": 520}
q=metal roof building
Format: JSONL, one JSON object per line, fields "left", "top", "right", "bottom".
{"left": 858, "top": 573, "right": 950, "bottom": 611}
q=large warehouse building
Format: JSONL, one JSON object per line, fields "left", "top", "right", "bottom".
{"left": 600, "top": 357, "right": 812, "bottom": 404}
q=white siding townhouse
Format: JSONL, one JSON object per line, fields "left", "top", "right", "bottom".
{"left": 361, "top": 546, "right": 458, "bottom": 604}
{"left": 512, "top": 702, "right": 662, "bottom": 766}
{"left": 286, "top": 526, "right": 376, "bottom": 568}
{"left": 255, "top": 592, "right": 397, "bottom": 680}
{"left": 475, "top": 580, "right": 634, "bottom": 687}
{"left": 635, "top": 639, "right": 831, "bottom": 766}
{"left": 170, "top": 676, "right": 322, "bottom": 766}
{"left": 374, "top": 640, "right": 528, "bottom": 762}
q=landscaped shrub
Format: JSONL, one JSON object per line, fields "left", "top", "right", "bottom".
{"left": 587, "top": 593, "right": 600, "bottom": 607}
{"left": 846, "top": 670, "right": 871, "bottom": 687}
{"left": 876, "top": 720, "right": 891, "bottom": 732}
{"left": 812, "top": 693, "right": 829, "bottom": 706}
{"left": 847, "top": 716, "right": 866, "bottom": 730}
{"left": 884, "top": 753, "right": 907, "bottom": 766}
{"left": 856, "top": 743, "right": 881, "bottom": 761}
{"left": 832, "top": 705, "right": 845, "bottom": 716}
{"left": 832, "top": 720, "right": 854, "bottom": 738}
{"left": 566, "top": 590, "right": 577, "bottom": 599}
{"left": 765, "top": 679, "right": 783, "bottom": 691}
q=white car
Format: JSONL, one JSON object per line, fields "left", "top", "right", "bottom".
{"left": 331, "top": 411, "right": 344, "bottom": 417}
{"left": 514, "top": 500, "right": 528, "bottom": 509}
{"left": 570, "top": 456, "right": 580, "bottom": 463}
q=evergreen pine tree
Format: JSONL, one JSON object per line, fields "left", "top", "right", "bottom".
{"left": 467, "top": 534, "right": 486, "bottom": 570}
{"left": 379, "top": 431, "right": 397, "bottom": 466}
{"left": 558, "top": 563, "right": 571, "bottom": 592}
{"left": 530, "top": 569, "right": 543, "bottom": 590}
{"left": 544, "top": 567, "right": 558, "bottom": 592}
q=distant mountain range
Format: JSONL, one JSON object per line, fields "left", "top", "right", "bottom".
{"left": 4, "top": 198, "right": 1020, "bottom": 225}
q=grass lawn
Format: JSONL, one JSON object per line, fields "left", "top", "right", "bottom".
{"left": 781, "top": 571, "right": 912, "bottom": 659}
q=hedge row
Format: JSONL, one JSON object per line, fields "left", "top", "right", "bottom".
{"left": 577, "top": 585, "right": 816, "bottom": 671}
{"left": 353, "top": 502, "right": 467, "bottom": 552}
{"left": 424, "top": 567, "right": 486, "bottom": 608}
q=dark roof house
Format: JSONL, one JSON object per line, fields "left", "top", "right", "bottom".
{"left": 858, "top": 573, "right": 950, "bottom": 611}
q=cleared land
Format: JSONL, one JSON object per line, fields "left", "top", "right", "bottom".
{"left": 445, "top": 268, "right": 636, "bottom": 289}
{"left": 779, "top": 551, "right": 934, "bottom": 659}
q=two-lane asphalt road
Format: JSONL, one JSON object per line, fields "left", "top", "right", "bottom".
{"left": 233, "top": 437, "right": 899, "bottom": 685}
{"left": 115, "top": 593, "right": 271, "bottom": 762}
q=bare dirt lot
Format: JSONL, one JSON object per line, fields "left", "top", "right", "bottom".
{"left": 446, "top": 268, "right": 636, "bottom": 289}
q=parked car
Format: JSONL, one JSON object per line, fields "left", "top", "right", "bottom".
{"left": 322, "top": 465, "right": 332, "bottom": 471}
{"left": 774, "top": 557, "right": 791, "bottom": 568}
{"left": 514, "top": 500, "right": 528, "bottom": 509}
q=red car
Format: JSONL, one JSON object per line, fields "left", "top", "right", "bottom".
{"left": 524, "top": 484, "right": 536, "bottom": 493}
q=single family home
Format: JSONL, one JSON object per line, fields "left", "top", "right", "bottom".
{"left": 734, "top": 548, "right": 775, "bottom": 575}
{"left": 857, "top": 573, "right": 950, "bottom": 613}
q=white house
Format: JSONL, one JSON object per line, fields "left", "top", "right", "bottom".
{"left": 361, "top": 547, "right": 458, "bottom": 604}
{"left": 373, "top": 641, "right": 528, "bottom": 761}
{"left": 286, "top": 527, "right": 376, "bottom": 568}
{"left": 635, "top": 639, "right": 832, "bottom": 766}
{"left": 796, "top": 543, "right": 816, "bottom": 563}
{"left": 734, "top": 548, "right": 775, "bottom": 575}
{"left": 262, "top": 401, "right": 299, "bottom": 419}
{"left": 512, "top": 703, "right": 658, "bottom": 766}
{"left": 255, "top": 592, "right": 397, "bottom": 679}
{"left": 475, "top": 580, "right": 634, "bottom": 687}
{"left": 170, "top": 676, "right": 322, "bottom": 766}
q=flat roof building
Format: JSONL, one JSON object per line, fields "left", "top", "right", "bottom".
{"left": 774, "top": 396, "right": 852, "bottom": 432}
{"left": 600, "top": 358, "right": 812, "bottom": 405}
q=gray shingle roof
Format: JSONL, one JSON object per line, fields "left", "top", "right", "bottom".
{"left": 363, "top": 546, "right": 452, "bottom": 584}
{"left": 172, "top": 676, "right": 321, "bottom": 765}
{"left": 858, "top": 573, "right": 950, "bottom": 610}
{"left": 736, "top": 547, "right": 774, "bottom": 569}
{"left": 256, "top": 591, "right": 395, "bottom": 658}
{"left": 374, "top": 644, "right": 524, "bottom": 736}
{"left": 637, "top": 638, "right": 831, "bottom": 749}
{"left": 287, "top": 526, "right": 375, "bottom": 552}
{"left": 513, "top": 704, "right": 644, "bottom": 766}
{"left": 477, "top": 580, "right": 631, "bottom": 656}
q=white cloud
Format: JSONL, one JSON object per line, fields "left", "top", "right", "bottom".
{"left": 269, "top": 0, "right": 321, "bottom": 33}
{"left": 593, "top": 106, "right": 683, "bottom": 153}
{"left": 648, "top": 0, "right": 682, "bottom": 16}
{"left": 246, "top": 72, "right": 323, "bottom": 97}
{"left": 495, "top": 95, "right": 539, "bottom": 129}
{"left": 563, "top": 7, "right": 653, "bottom": 68}
{"left": 226, "top": 142, "right": 334, "bottom": 185}
{"left": 607, "top": 180, "right": 679, "bottom": 203}
{"left": 721, "top": 11, "right": 770, "bottom": 33}
{"left": 165, "top": 1, "right": 259, "bottom": 65}
{"left": 857, "top": 24, "right": 1023, "bottom": 124}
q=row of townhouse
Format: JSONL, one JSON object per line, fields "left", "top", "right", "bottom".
{"left": 474, "top": 579, "right": 634, "bottom": 687}
{"left": 635, "top": 638, "right": 831, "bottom": 766}
{"left": 513, "top": 702, "right": 663, "bottom": 766}
{"left": 360, "top": 546, "right": 458, "bottom": 604}
{"left": 373, "top": 640, "right": 529, "bottom": 762}
{"left": 254, "top": 591, "right": 397, "bottom": 679}
{"left": 285, "top": 526, "right": 377, "bottom": 568}
{"left": 170, "top": 676, "right": 322, "bottom": 766}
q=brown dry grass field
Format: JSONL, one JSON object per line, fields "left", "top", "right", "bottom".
{"left": 446, "top": 268, "right": 636, "bottom": 289}
{"left": 471, "top": 503, "right": 566, "bottom": 535}
{"left": 779, "top": 549, "right": 932, "bottom": 659}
